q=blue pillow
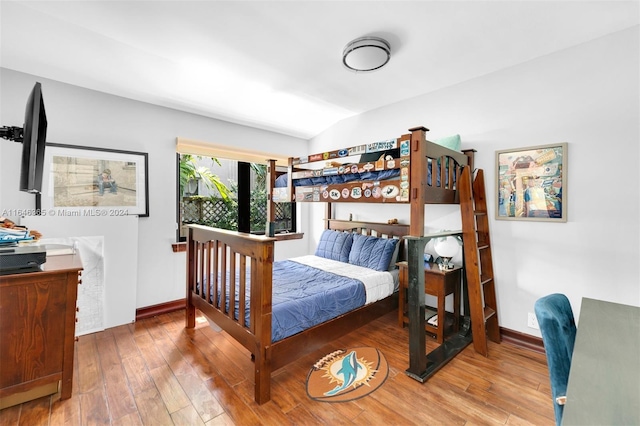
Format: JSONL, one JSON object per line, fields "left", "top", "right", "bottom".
{"left": 315, "top": 229, "right": 353, "bottom": 262}
{"left": 348, "top": 234, "right": 399, "bottom": 271}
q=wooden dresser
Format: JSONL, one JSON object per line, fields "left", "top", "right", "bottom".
{"left": 0, "top": 254, "right": 83, "bottom": 409}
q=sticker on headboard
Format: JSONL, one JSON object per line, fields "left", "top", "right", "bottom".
{"left": 400, "top": 140, "right": 410, "bottom": 156}
{"left": 366, "top": 139, "right": 397, "bottom": 153}
{"left": 381, "top": 185, "right": 399, "bottom": 199}
{"left": 349, "top": 145, "right": 366, "bottom": 156}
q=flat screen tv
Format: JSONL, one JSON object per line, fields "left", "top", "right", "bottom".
{"left": 0, "top": 82, "right": 48, "bottom": 194}
{"left": 20, "top": 82, "right": 47, "bottom": 193}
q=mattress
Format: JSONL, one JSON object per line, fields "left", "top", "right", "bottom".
{"left": 202, "top": 255, "right": 397, "bottom": 342}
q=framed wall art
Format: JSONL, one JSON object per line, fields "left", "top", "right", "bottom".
{"left": 40, "top": 143, "right": 149, "bottom": 217}
{"left": 495, "top": 143, "right": 567, "bottom": 222}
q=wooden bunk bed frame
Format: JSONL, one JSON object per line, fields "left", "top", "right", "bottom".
{"left": 186, "top": 126, "right": 475, "bottom": 404}
{"left": 271, "top": 126, "right": 474, "bottom": 211}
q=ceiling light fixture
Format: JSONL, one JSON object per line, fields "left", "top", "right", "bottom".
{"left": 342, "top": 36, "right": 391, "bottom": 72}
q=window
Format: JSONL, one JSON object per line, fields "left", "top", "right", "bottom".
{"left": 177, "top": 154, "right": 295, "bottom": 241}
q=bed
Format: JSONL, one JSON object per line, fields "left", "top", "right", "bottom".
{"left": 186, "top": 126, "right": 475, "bottom": 404}
{"left": 270, "top": 127, "right": 474, "bottom": 216}
{"left": 186, "top": 219, "right": 408, "bottom": 404}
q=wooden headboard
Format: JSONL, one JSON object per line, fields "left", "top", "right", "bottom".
{"left": 326, "top": 219, "right": 409, "bottom": 238}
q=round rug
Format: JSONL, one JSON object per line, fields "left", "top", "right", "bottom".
{"left": 306, "top": 347, "right": 389, "bottom": 402}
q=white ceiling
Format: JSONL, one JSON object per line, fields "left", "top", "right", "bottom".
{"left": 1, "top": 1, "right": 638, "bottom": 139}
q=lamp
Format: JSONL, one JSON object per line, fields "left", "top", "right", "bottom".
{"left": 342, "top": 36, "right": 391, "bottom": 72}
{"left": 433, "top": 236, "right": 460, "bottom": 270}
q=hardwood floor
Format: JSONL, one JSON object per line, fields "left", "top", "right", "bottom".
{"left": 0, "top": 309, "right": 555, "bottom": 425}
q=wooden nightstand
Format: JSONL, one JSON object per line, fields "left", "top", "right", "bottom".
{"left": 397, "top": 261, "right": 462, "bottom": 343}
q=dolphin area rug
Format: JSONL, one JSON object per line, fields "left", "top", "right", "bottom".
{"left": 305, "top": 347, "right": 389, "bottom": 402}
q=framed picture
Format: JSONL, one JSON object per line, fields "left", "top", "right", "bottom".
{"left": 495, "top": 143, "right": 567, "bottom": 222}
{"left": 40, "top": 143, "right": 149, "bottom": 217}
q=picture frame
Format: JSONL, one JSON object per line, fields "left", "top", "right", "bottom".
{"left": 495, "top": 143, "right": 567, "bottom": 222}
{"left": 40, "top": 143, "right": 149, "bottom": 217}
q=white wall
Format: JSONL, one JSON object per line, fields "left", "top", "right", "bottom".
{"left": 310, "top": 27, "right": 640, "bottom": 336}
{"left": 0, "top": 68, "right": 309, "bottom": 314}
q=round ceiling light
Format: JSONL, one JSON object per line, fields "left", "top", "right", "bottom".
{"left": 342, "top": 36, "right": 391, "bottom": 72}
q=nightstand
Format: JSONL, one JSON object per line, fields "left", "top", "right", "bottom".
{"left": 397, "top": 261, "right": 462, "bottom": 343}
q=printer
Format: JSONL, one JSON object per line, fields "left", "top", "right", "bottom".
{"left": 0, "top": 245, "right": 47, "bottom": 273}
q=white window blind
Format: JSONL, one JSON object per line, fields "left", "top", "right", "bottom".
{"left": 176, "top": 137, "right": 289, "bottom": 167}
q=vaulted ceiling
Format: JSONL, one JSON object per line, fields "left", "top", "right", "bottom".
{"left": 2, "top": 1, "right": 637, "bottom": 139}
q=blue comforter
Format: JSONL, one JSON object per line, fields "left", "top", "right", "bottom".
{"left": 204, "top": 259, "right": 367, "bottom": 342}
{"left": 275, "top": 169, "right": 399, "bottom": 187}
{"left": 275, "top": 160, "right": 452, "bottom": 188}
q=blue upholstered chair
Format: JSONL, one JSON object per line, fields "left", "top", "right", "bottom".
{"left": 534, "top": 293, "right": 577, "bottom": 426}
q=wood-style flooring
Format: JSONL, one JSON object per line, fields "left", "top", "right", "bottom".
{"left": 0, "top": 309, "right": 555, "bottom": 425}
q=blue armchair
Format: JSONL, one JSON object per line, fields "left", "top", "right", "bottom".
{"left": 534, "top": 293, "right": 577, "bottom": 426}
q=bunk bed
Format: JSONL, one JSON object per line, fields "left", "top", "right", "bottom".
{"left": 185, "top": 126, "right": 475, "bottom": 404}
{"left": 271, "top": 127, "right": 474, "bottom": 217}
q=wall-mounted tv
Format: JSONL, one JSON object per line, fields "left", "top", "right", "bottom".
{"left": 20, "top": 83, "right": 47, "bottom": 193}
{"left": 0, "top": 82, "right": 48, "bottom": 193}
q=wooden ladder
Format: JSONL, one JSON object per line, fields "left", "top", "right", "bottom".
{"left": 459, "top": 166, "right": 501, "bottom": 356}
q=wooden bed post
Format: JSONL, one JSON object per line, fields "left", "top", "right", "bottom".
{"left": 405, "top": 235, "right": 429, "bottom": 381}
{"left": 406, "top": 127, "right": 429, "bottom": 377}
{"left": 185, "top": 227, "right": 196, "bottom": 329}
{"left": 252, "top": 240, "right": 274, "bottom": 404}
{"left": 462, "top": 149, "right": 476, "bottom": 173}
{"left": 287, "top": 157, "right": 294, "bottom": 202}
{"left": 266, "top": 159, "right": 277, "bottom": 237}
{"left": 409, "top": 126, "right": 428, "bottom": 236}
